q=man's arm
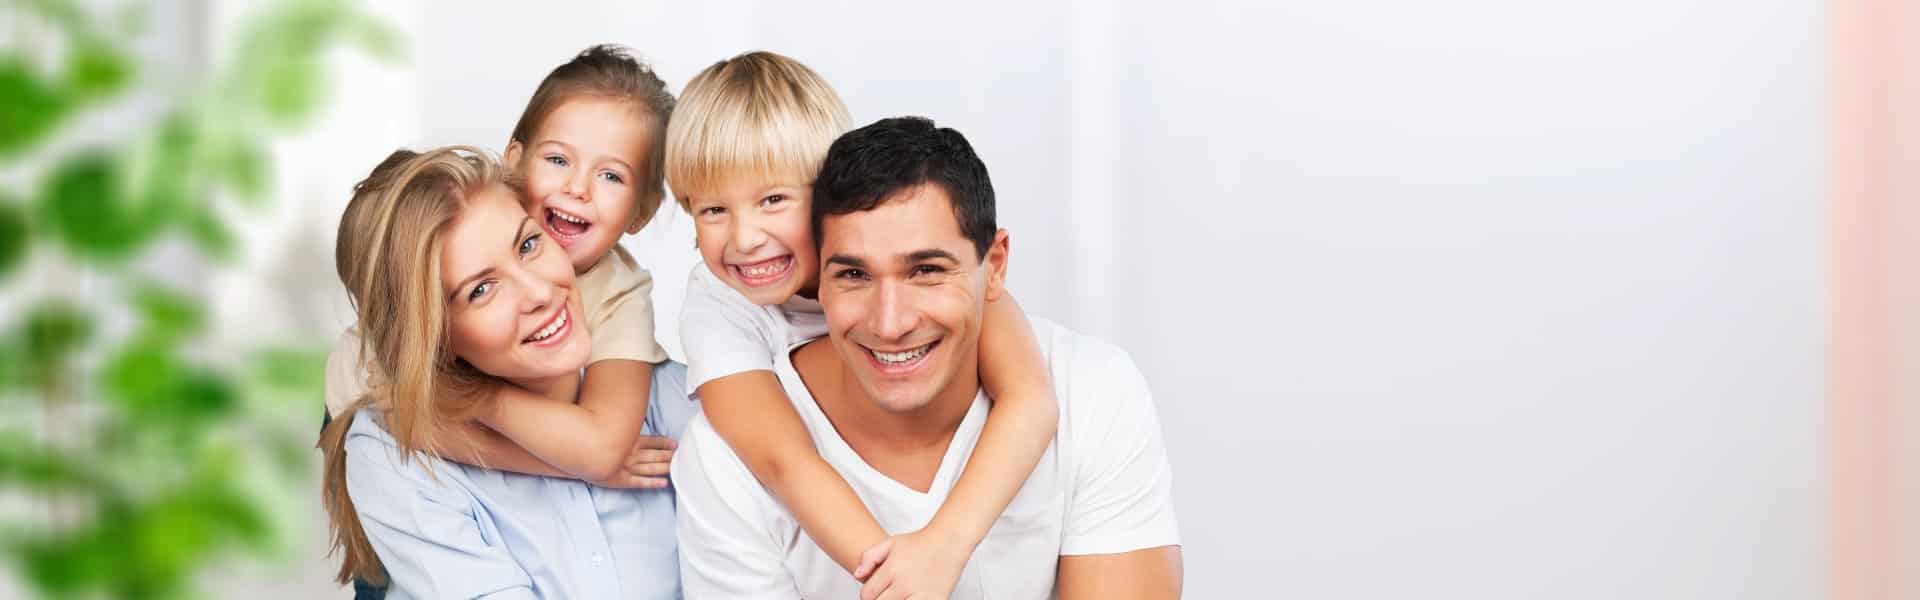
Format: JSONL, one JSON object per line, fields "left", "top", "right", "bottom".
{"left": 1058, "top": 546, "right": 1184, "bottom": 600}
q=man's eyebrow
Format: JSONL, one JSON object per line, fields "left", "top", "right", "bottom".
{"left": 825, "top": 255, "right": 868, "bottom": 269}
{"left": 906, "top": 249, "right": 960, "bottom": 264}
{"left": 445, "top": 217, "right": 531, "bottom": 302}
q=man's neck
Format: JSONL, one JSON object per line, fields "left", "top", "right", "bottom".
{"left": 790, "top": 339, "right": 978, "bottom": 492}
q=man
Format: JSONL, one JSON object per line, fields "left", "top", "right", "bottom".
{"left": 673, "top": 117, "right": 1182, "bottom": 599}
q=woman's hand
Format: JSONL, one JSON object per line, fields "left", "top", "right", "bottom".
{"left": 853, "top": 527, "right": 972, "bottom": 600}
{"left": 593, "top": 434, "right": 676, "bottom": 489}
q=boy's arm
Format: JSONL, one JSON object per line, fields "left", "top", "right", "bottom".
{"left": 700, "top": 370, "right": 890, "bottom": 572}
{"left": 855, "top": 293, "right": 1059, "bottom": 597}
{"left": 441, "top": 359, "right": 658, "bottom": 483}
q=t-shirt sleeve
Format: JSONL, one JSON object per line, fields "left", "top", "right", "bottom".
{"left": 324, "top": 328, "right": 372, "bottom": 418}
{"left": 342, "top": 417, "right": 537, "bottom": 598}
{"left": 672, "top": 416, "right": 804, "bottom": 597}
{"left": 680, "top": 264, "right": 779, "bottom": 393}
{"left": 579, "top": 246, "right": 670, "bottom": 364}
{"left": 1060, "top": 342, "right": 1182, "bottom": 556}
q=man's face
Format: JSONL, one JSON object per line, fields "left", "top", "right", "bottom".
{"left": 817, "top": 183, "right": 1008, "bottom": 413}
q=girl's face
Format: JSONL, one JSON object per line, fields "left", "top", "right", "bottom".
{"left": 506, "top": 97, "right": 656, "bottom": 273}
{"left": 440, "top": 183, "right": 591, "bottom": 383}
{"left": 686, "top": 179, "right": 820, "bottom": 305}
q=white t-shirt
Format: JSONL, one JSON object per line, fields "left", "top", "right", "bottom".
{"left": 678, "top": 263, "right": 828, "bottom": 395}
{"left": 672, "top": 317, "right": 1180, "bottom": 599}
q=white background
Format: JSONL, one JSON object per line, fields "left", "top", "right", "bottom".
{"left": 212, "top": 1, "right": 1826, "bottom": 598}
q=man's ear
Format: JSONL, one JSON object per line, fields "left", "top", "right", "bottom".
{"left": 983, "top": 229, "right": 1011, "bottom": 302}
{"left": 503, "top": 140, "right": 524, "bottom": 167}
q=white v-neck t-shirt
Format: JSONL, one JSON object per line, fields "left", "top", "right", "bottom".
{"left": 671, "top": 317, "right": 1180, "bottom": 599}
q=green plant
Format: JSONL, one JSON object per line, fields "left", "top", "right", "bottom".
{"left": 0, "top": 1, "right": 399, "bottom": 597}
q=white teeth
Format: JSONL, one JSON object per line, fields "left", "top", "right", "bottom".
{"left": 871, "top": 343, "right": 932, "bottom": 365}
{"left": 550, "top": 208, "right": 588, "bottom": 225}
{"left": 526, "top": 309, "right": 567, "bottom": 342}
{"left": 738, "top": 257, "right": 790, "bottom": 277}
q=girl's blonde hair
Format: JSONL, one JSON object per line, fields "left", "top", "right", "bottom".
{"left": 664, "top": 50, "right": 852, "bottom": 209}
{"left": 509, "top": 44, "right": 676, "bottom": 231}
{"left": 319, "top": 146, "right": 513, "bottom": 586}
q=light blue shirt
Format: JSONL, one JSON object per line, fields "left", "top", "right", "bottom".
{"left": 344, "top": 361, "right": 697, "bottom": 599}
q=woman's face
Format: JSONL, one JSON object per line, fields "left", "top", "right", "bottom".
{"left": 439, "top": 183, "right": 591, "bottom": 383}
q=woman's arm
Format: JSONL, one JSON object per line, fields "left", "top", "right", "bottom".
{"left": 700, "top": 370, "right": 890, "bottom": 572}
{"left": 434, "top": 359, "right": 658, "bottom": 483}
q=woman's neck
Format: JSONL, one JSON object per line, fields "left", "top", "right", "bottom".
{"left": 511, "top": 371, "right": 581, "bottom": 403}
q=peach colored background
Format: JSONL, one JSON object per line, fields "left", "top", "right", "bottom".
{"left": 1831, "top": 0, "right": 1917, "bottom": 598}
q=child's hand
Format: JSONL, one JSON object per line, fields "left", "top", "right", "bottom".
{"left": 853, "top": 528, "right": 971, "bottom": 600}
{"left": 593, "top": 435, "right": 676, "bottom": 489}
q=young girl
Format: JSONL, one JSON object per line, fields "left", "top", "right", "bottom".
{"left": 320, "top": 147, "right": 692, "bottom": 598}
{"left": 324, "top": 45, "right": 683, "bottom": 487}
{"left": 664, "top": 51, "right": 1060, "bottom": 598}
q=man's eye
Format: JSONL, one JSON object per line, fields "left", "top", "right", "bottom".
{"left": 834, "top": 268, "right": 868, "bottom": 281}
{"left": 911, "top": 265, "right": 945, "bottom": 277}
{"left": 544, "top": 155, "right": 568, "bottom": 167}
{"left": 599, "top": 171, "right": 624, "bottom": 184}
{"left": 468, "top": 281, "right": 493, "bottom": 302}
{"left": 519, "top": 234, "right": 540, "bottom": 255}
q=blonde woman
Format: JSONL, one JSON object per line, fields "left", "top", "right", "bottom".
{"left": 319, "top": 147, "right": 691, "bottom": 599}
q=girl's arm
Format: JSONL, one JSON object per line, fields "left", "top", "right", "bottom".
{"left": 700, "top": 370, "right": 890, "bottom": 572}
{"left": 435, "top": 359, "right": 659, "bottom": 483}
{"left": 855, "top": 293, "right": 1059, "bottom": 598}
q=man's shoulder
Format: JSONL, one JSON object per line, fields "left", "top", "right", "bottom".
{"left": 1030, "top": 316, "right": 1145, "bottom": 394}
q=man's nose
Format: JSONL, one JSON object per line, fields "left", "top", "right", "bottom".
{"left": 866, "top": 281, "right": 917, "bottom": 342}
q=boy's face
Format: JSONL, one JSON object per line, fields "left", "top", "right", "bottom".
{"left": 686, "top": 179, "right": 819, "bottom": 305}
{"left": 506, "top": 97, "right": 655, "bottom": 273}
{"left": 817, "top": 184, "right": 1009, "bottom": 414}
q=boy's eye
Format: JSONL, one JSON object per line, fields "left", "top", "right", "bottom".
{"left": 468, "top": 281, "right": 493, "bottom": 302}
{"left": 598, "top": 171, "right": 624, "bottom": 184}
{"left": 519, "top": 233, "right": 541, "bottom": 256}
{"left": 544, "top": 155, "right": 568, "bottom": 167}
{"left": 761, "top": 194, "right": 786, "bottom": 206}
{"left": 698, "top": 206, "right": 726, "bottom": 217}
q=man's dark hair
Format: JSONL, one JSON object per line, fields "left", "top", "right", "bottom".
{"left": 812, "top": 116, "right": 996, "bottom": 258}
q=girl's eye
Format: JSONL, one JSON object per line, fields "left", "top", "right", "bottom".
{"left": 761, "top": 194, "right": 787, "bottom": 207}
{"left": 519, "top": 233, "right": 541, "bottom": 256}
{"left": 468, "top": 281, "right": 493, "bottom": 302}
{"left": 598, "top": 171, "right": 624, "bottom": 184}
{"left": 544, "top": 155, "right": 568, "bottom": 167}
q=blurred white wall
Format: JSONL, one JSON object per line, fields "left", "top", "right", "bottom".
{"left": 267, "top": 1, "right": 1825, "bottom": 598}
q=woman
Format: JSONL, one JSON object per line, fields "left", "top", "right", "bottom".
{"left": 318, "top": 147, "right": 692, "bottom": 599}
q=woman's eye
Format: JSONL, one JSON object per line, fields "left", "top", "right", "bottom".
{"left": 468, "top": 281, "right": 493, "bottom": 302}
{"left": 598, "top": 171, "right": 624, "bottom": 184}
{"left": 544, "top": 155, "right": 568, "bottom": 167}
{"left": 519, "top": 234, "right": 540, "bottom": 255}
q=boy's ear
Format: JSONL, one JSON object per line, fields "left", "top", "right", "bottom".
{"left": 503, "top": 140, "right": 524, "bottom": 167}
{"left": 983, "top": 229, "right": 1011, "bottom": 302}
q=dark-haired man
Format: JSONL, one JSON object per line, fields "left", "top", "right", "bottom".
{"left": 673, "top": 117, "right": 1182, "bottom": 599}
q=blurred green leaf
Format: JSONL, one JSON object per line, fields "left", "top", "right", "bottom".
{"left": 185, "top": 207, "right": 235, "bottom": 260}
{"left": 37, "top": 152, "right": 161, "bottom": 263}
{"left": 101, "top": 340, "right": 238, "bottom": 429}
{"left": 253, "top": 347, "right": 327, "bottom": 393}
{"left": 0, "top": 57, "right": 73, "bottom": 161}
{"left": 65, "top": 41, "right": 134, "bottom": 101}
{"left": 0, "top": 198, "right": 29, "bottom": 280}
{"left": 211, "top": 137, "right": 271, "bottom": 203}
{"left": 0, "top": 431, "right": 117, "bottom": 496}
{"left": 131, "top": 282, "right": 205, "bottom": 342}
{"left": 256, "top": 58, "right": 325, "bottom": 127}
{"left": 342, "top": 12, "right": 406, "bottom": 62}
{"left": 23, "top": 303, "right": 93, "bottom": 364}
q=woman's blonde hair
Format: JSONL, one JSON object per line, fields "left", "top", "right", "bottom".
{"left": 509, "top": 44, "right": 676, "bottom": 231}
{"left": 664, "top": 50, "right": 852, "bottom": 210}
{"left": 318, "top": 146, "right": 514, "bottom": 586}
